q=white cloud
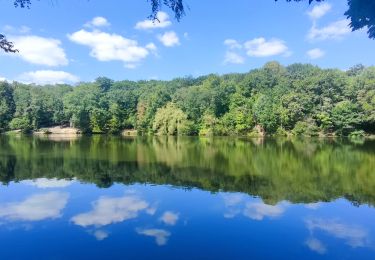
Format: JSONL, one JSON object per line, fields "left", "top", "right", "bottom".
{"left": 146, "top": 43, "right": 157, "bottom": 51}
{"left": 3, "top": 25, "right": 31, "bottom": 34}
{"left": 243, "top": 202, "right": 285, "bottom": 221}
{"left": 224, "top": 209, "right": 240, "bottom": 219}
{"left": 308, "top": 19, "right": 351, "bottom": 41}
{"left": 244, "top": 38, "right": 289, "bottom": 57}
{"left": 18, "top": 70, "right": 79, "bottom": 85}
{"left": 223, "top": 194, "right": 244, "bottom": 207}
{"left": 19, "top": 26, "right": 31, "bottom": 34}
{"left": 223, "top": 40, "right": 244, "bottom": 65}
{"left": 135, "top": 12, "right": 171, "bottom": 30}
{"left": 68, "top": 29, "right": 150, "bottom": 68}
{"left": 22, "top": 178, "right": 75, "bottom": 189}
{"left": 158, "top": 31, "right": 180, "bottom": 47}
{"left": 307, "top": 3, "right": 332, "bottom": 20}
{"left": 224, "top": 51, "right": 245, "bottom": 65}
{"left": 222, "top": 194, "right": 244, "bottom": 218}
{"left": 93, "top": 230, "right": 109, "bottom": 241}
{"left": 307, "top": 48, "right": 325, "bottom": 59}
{"left": 71, "top": 195, "right": 150, "bottom": 227}
{"left": 305, "top": 202, "right": 322, "bottom": 210}
{"left": 306, "top": 219, "right": 369, "bottom": 248}
{"left": 0, "top": 76, "right": 7, "bottom": 82}
{"left": 146, "top": 43, "right": 158, "bottom": 57}
{"left": 85, "top": 17, "right": 110, "bottom": 28}
{"left": 11, "top": 35, "right": 68, "bottom": 66}
{"left": 160, "top": 211, "right": 179, "bottom": 226}
{"left": 3, "top": 25, "right": 14, "bottom": 32}
{"left": 224, "top": 39, "right": 242, "bottom": 50}
{"left": 222, "top": 37, "right": 289, "bottom": 64}
{"left": 124, "top": 63, "right": 138, "bottom": 69}
{"left": 146, "top": 204, "right": 158, "bottom": 215}
{"left": 305, "top": 238, "right": 327, "bottom": 254}
{"left": 136, "top": 228, "right": 171, "bottom": 246}
{"left": 0, "top": 192, "right": 69, "bottom": 221}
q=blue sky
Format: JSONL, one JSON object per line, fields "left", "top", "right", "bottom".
{"left": 0, "top": 0, "right": 374, "bottom": 84}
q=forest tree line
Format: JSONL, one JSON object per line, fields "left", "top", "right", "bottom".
{"left": 0, "top": 62, "right": 374, "bottom": 136}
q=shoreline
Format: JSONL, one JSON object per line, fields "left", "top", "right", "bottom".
{"left": 3, "top": 127, "right": 374, "bottom": 139}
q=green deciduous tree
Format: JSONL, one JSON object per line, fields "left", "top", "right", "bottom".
{"left": 253, "top": 93, "right": 278, "bottom": 134}
{"left": 0, "top": 63, "right": 373, "bottom": 137}
{"left": 331, "top": 100, "right": 362, "bottom": 135}
{"left": 356, "top": 67, "right": 375, "bottom": 132}
{"left": 153, "top": 102, "right": 192, "bottom": 135}
{"left": 0, "top": 82, "right": 15, "bottom": 131}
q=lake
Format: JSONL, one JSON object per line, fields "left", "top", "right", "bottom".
{"left": 0, "top": 136, "right": 374, "bottom": 259}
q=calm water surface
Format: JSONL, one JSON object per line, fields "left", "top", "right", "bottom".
{"left": 0, "top": 136, "right": 374, "bottom": 259}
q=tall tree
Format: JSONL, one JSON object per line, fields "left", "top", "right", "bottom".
{"left": 153, "top": 102, "right": 192, "bottom": 135}
{"left": 0, "top": 82, "right": 15, "bottom": 131}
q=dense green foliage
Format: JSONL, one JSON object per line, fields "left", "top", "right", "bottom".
{"left": 0, "top": 136, "right": 374, "bottom": 206}
{"left": 0, "top": 63, "right": 374, "bottom": 136}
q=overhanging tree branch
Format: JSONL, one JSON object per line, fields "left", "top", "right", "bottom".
{"left": 13, "top": 0, "right": 32, "bottom": 8}
{"left": 148, "top": 0, "right": 185, "bottom": 21}
{"left": 0, "top": 34, "right": 18, "bottom": 53}
{"left": 276, "top": 0, "right": 375, "bottom": 39}
{"left": 345, "top": 0, "right": 375, "bottom": 39}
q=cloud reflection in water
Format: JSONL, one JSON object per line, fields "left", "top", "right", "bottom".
{"left": 0, "top": 192, "right": 69, "bottom": 222}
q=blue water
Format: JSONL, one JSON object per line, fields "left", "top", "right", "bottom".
{"left": 0, "top": 136, "right": 374, "bottom": 259}
{"left": 0, "top": 182, "right": 374, "bottom": 259}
